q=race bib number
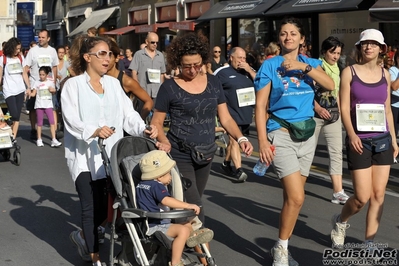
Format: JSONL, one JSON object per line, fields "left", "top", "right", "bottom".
{"left": 37, "top": 55, "right": 52, "bottom": 67}
{"left": 356, "top": 104, "right": 386, "bottom": 132}
{"left": 236, "top": 87, "right": 256, "bottom": 107}
{"left": 7, "top": 58, "right": 23, "bottom": 74}
{"left": 38, "top": 87, "right": 52, "bottom": 100}
{"left": 0, "top": 133, "right": 12, "bottom": 148}
{"left": 147, "top": 68, "right": 161, "bottom": 83}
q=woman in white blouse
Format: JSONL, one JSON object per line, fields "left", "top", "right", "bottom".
{"left": 61, "top": 35, "right": 157, "bottom": 266}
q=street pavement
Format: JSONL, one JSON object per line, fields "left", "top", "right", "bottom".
{"left": 0, "top": 115, "right": 398, "bottom": 266}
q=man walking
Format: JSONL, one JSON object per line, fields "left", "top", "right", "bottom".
{"left": 24, "top": 29, "right": 59, "bottom": 140}
{"left": 214, "top": 47, "right": 256, "bottom": 182}
{"left": 129, "top": 32, "right": 166, "bottom": 113}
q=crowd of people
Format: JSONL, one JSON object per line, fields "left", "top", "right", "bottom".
{"left": 0, "top": 17, "right": 398, "bottom": 266}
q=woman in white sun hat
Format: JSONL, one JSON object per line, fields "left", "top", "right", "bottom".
{"left": 331, "top": 29, "right": 398, "bottom": 249}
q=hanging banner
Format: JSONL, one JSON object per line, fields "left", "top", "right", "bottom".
{"left": 17, "top": 2, "right": 35, "bottom": 49}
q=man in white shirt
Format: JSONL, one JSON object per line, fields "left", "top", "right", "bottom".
{"left": 24, "top": 29, "right": 59, "bottom": 140}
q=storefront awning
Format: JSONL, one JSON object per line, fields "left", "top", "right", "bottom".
{"left": 196, "top": 0, "right": 280, "bottom": 21}
{"left": 369, "top": 0, "right": 399, "bottom": 22}
{"left": 265, "top": 0, "right": 363, "bottom": 16}
{"left": 67, "top": 7, "right": 119, "bottom": 37}
{"left": 102, "top": 25, "right": 135, "bottom": 35}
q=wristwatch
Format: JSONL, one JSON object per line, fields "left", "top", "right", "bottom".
{"left": 303, "top": 64, "right": 312, "bottom": 75}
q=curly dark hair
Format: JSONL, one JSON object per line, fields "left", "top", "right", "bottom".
{"left": 166, "top": 32, "right": 210, "bottom": 70}
{"left": 3, "top": 37, "right": 22, "bottom": 58}
{"left": 69, "top": 35, "right": 109, "bottom": 75}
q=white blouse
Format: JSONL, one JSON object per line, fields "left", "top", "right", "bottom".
{"left": 61, "top": 72, "right": 146, "bottom": 182}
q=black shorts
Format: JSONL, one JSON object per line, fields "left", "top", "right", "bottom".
{"left": 26, "top": 96, "right": 36, "bottom": 111}
{"left": 346, "top": 134, "right": 394, "bottom": 170}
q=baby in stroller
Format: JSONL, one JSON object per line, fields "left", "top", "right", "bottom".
{"left": 137, "top": 150, "right": 214, "bottom": 266}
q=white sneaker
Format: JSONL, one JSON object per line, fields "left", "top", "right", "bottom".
{"left": 331, "top": 214, "right": 350, "bottom": 249}
{"left": 51, "top": 139, "right": 62, "bottom": 147}
{"left": 271, "top": 244, "right": 288, "bottom": 266}
{"left": 37, "top": 139, "right": 44, "bottom": 147}
{"left": 331, "top": 190, "right": 350, "bottom": 204}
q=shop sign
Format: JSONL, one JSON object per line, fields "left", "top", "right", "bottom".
{"left": 135, "top": 24, "right": 156, "bottom": 33}
{"left": 293, "top": 0, "right": 341, "bottom": 6}
{"left": 169, "top": 21, "right": 195, "bottom": 31}
{"left": 220, "top": 0, "right": 261, "bottom": 13}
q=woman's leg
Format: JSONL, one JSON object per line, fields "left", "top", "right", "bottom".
{"left": 365, "top": 165, "right": 390, "bottom": 240}
{"left": 340, "top": 168, "right": 373, "bottom": 222}
{"left": 279, "top": 172, "right": 306, "bottom": 240}
{"left": 5, "top": 92, "right": 24, "bottom": 138}
{"left": 177, "top": 161, "right": 212, "bottom": 224}
{"left": 75, "top": 173, "right": 107, "bottom": 262}
{"left": 323, "top": 118, "right": 344, "bottom": 194}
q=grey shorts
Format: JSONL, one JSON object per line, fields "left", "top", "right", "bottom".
{"left": 147, "top": 223, "right": 174, "bottom": 241}
{"left": 268, "top": 129, "right": 316, "bottom": 179}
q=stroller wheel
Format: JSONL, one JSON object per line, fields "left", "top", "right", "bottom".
{"left": 206, "top": 257, "right": 217, "bottom": 266}
{"left": 13, "top": 151, "right": 21, "bottom": 166}
{"left": 2, "top": 150, "right": 11, "bottom": 161}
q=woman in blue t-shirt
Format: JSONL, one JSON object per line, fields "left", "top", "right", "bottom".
{"left": 254, "top": 17, "right": 334, "bottom": 265}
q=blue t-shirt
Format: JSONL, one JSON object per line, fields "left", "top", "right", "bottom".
{"left": 155, "top": 74, "right": 226, "bottom": 161}
{"left": 254, "top": 55, "right": 321, "bottom": 133}
{"left": 136, "top": 180, "right": 170, "bottom": 226}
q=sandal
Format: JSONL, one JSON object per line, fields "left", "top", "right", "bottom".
{"left": 186, "top": 228, "right": 214, "bottom": 248}
{"left": 168, "top": 261, "right": 184, "bottom": 266}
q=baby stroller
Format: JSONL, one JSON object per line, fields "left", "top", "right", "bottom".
{"left": 0, "top": 113, "right": 21, "bottom": 166}
{"left": 99, "top": 136, "right": 216, "bottom": 266}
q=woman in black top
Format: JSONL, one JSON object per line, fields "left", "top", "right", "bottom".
{"left": 152, "top": 33, "right": 253, "bottom": 224}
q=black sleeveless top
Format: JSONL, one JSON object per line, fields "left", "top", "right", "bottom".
{"left": 117, "top": 71, "right": 131, "bottom": 98}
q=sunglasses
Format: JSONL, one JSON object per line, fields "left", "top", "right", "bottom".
{"left": 181, "top": 62, "right": 203, "bottom": 71}
{"left": 360, "top": 41, "right": 380, "bottom": 48}
{"left": 214, "top": 51, "right": 221, "bottom": 53}
{"left": 87, "top": 50, "right": 112, "bottom": 59}
{"left": 150, "top": 41, "right": 158, "bottom": 45}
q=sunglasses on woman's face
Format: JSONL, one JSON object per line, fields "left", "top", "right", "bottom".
{"left": 87, "top": 50, "right": 112, "bottom": 59}
{"left": 181, "top": 62, "right": 203, "bottom": 71}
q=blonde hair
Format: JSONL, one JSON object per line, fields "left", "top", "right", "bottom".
{"left": 265, "top": 42, "right": 280, "bottom": 56}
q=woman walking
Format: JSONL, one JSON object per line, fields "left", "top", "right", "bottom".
{"left": 254, "top": 17, "right": 334, "bottom": 265}
{"left": 331, "top": 29, "right": 398, "bottom": 249}
{"left": 0, "top": 37, "right": 30, "bottom": 141}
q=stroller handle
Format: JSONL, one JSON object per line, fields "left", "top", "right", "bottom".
{"left": 98, "top": 126, "right": 115, "bottom": 148}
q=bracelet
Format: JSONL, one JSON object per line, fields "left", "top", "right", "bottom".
{"left": 237, "top": 136, "right": 248, "bottom": 144}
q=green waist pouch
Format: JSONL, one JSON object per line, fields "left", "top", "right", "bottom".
{"left": 271, "top": 113, "right": 316, "bottom": 141}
